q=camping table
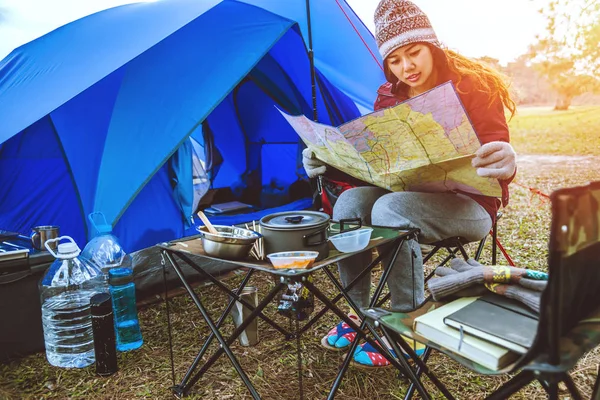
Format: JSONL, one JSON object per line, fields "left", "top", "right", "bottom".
{"left": 159, "top": 223, "right": 420, "bottom": 399}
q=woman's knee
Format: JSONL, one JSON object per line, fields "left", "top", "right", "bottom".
{"left": 371, "top": 193, "right": 415, "bottom": 228}
{"left": 332, "top": 187, "right": 389, "bottom": 222}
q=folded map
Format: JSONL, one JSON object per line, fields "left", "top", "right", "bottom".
{"left": 279, "top": 81, "right": 502, "bottom": 197}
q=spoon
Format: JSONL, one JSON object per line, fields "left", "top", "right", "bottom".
{"left": 197, "top": 210, "right": 219, "bottom": 235}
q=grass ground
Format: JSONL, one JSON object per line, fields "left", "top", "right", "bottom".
{"left": 509, "top": 106, "right": 600, "bottom": 156}
{"left": 1, "top": 106, "right": 599, "bottom": 399}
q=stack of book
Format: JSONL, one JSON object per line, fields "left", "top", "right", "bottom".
{"left": 413, "top": 293, "right": 539, "bottom": 370}
{"left": 203, "top": 201, "right": 253, "bottom": 215}
{"left": 0, "top": 231, "right": 29, "bottom": 263}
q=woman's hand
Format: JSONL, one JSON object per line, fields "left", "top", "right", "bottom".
{"left": 472, "top": 141, "right": 516, "bottom": 180}
{"left": 302, "top": 148, "right": 327, "bottom": 178}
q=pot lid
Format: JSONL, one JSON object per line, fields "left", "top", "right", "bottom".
{"left": 260, "top": 211, "right": 330, "bottom": 229}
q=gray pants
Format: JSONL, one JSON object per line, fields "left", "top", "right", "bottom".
{"left": 333, "top": 187, "right": 492, "bottom": 312}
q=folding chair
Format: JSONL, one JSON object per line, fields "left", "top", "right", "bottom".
{"left": 363, "top": 181, "right": 600, "bottom": 399}
{"left": 424, "top": 211, "right": 504, "bottom": 269}
{"left": 374, "top": 212, "right": 506, "bottom": 309}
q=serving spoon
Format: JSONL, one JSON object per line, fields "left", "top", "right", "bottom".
{"left": 197, "top": 210, "right": 219, "bottom": 235}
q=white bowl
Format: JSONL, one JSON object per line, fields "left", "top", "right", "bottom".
{"left": 266, "top": 251, "right": 319, "bottom": 269}
{"left": 329, "top": 228, "right": 373, "bottom": 253}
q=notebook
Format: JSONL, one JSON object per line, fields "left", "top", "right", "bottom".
{"left": 479, "top": 292, "right": 539, "bottom": 319}
{"left": 443, "top": 294, "right": 539, "bottom": 354}
{"left": 414, "top": 297, "right": 519, "bottom": 370}
{"left": 0, "top": 242, "right": 29, "bottom": 262}
{"left": 0, "top": 230, "right": 20, "bottom": 240}
{"left": 204, "top": 201, "right": 253, "bottom": 215}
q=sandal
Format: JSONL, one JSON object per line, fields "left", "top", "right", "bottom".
{"left": 320, "top": 314, "right": 360, "bottom": 351}
{"left": 351, "top": 337, "right": 426, "bottom": 369}
{"left": 350, "top": 341, "right": 396, "bottom": 369}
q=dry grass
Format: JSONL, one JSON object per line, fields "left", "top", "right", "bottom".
{"left": 1, "top": 106, "right": 600, "bottom": 399}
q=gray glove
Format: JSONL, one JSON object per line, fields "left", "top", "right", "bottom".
{"left": 428, "top": 258, "right": 547, "bottom": 312}
{"left": 302, "top": 148, "right": 327, "bottom": 178}
{"left": 472, "top": 141, "right": 517, "bottom": 180}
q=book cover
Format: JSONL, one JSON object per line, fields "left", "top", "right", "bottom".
{"left": 443, "top": 296, "right": 538, "bottom": 353}
{"left": 0, "top": 247, "right": 29, "bottom": 262}
{"left": 205, "top": 201, "right": 252, "bottom": 214}
{"left": 414, "top": 297, "right": 519, "bottom": 370}
{"left": 479, "top": 292, "right": 539, "bottom": 319}
{"left": 0, "top": 230, "right": 20, "bottom": 240}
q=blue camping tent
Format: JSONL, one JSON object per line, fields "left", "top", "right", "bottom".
{"left": 0, "top": 0, "right": 384, "bottom": 252}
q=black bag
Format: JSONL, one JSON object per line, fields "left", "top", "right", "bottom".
{"left": 318, "top": 176, "right": 357, "bottom": 216}
{"left": 0, "top": 240, "right": 53, "bottom": 362}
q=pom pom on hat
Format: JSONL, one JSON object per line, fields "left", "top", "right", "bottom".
{"left": 374, "top": 0, "right": 442, "bottom": 61}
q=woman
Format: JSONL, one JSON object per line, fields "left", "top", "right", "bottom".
{"left": 302, "top": 0, "right": 517, "bottom": 368}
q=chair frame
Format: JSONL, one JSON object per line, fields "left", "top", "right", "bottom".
{"left": 424, "top": 211, "right": 504, "bottom": 272}
{"left": 364, "top": 181, "right": 600, "bottom": 400}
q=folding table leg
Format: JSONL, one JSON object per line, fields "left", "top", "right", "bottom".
{"left": 162, "top": 254, "right": 176, "bottom": 387}
{"left": 173, "top": 251, "right": 290, "bottom": 337}
{"left": 182, "top": 283, "right": 287, "bottom": 399}
{"left": 164, "top": 251, "right": 266, "bottom": 399}
{"left": 179, "top": 268, "right": 256, "bottom": 389}
{"left": 162, "top": 251, "right": 258, "bottom": 389}
{"left": 305, "top": 234, "right": 419, "bottom": 399}
{"left": 297, "top": 247, "right": 390, "bottom": 336}
{"left": 294, "top": 318, "right": 304, "bottom": 400}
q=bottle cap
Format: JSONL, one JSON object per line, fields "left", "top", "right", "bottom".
{"left": 57, "top": 242, "right": 80, "bottom": 258}
{"left": 108, "top": 267, "right": 133, "bottom": 286}
{"left": 90, "top": 293, "right": 112, "bottom": 315}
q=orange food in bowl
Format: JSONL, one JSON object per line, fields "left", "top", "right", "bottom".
{"left": 266, "top": 251, "right": 319, "bottom": 270}
{"left": 272, "top": 259, "right": 315, "bottom": 269}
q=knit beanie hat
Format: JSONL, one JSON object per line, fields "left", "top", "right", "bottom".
{"left": 374, "top": 0, "right": 442, "bottom": 62}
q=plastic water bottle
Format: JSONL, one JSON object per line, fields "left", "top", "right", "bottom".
{"left": 39, "top": 236, "right": 104, "bottom": 368}
{"left": 81, "top": 212, "right": 131, "bottom": 287}
{"left": 108, "top": 268, "right": 143, "bottom": 351}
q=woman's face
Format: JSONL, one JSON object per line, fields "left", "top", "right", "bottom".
{"left": 386, "top": 43, "right": 437, "bottom": 95}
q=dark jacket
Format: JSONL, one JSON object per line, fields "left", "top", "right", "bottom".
{"left": 327, "top": 74, "right": 514, "bottom": 223}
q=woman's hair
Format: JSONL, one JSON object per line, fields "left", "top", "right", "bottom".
{"left": 385, "top": 44, "right": 517, "bottom": 119}
{"left": 440, "top": 48, "right": 516, "bottom": 119}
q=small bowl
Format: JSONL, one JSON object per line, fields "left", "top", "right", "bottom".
{"left": 328, "top": 228, "right": 373, "bottom": 253}
{"left": 266, "top": 251, "right": 319, "bottom": 269}
{"left": 197, "top": 225, "right": 261, "bottom": 260}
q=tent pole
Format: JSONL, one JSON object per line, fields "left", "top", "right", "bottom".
{"left": 305, "top": 0, "right": 318, "bottom": 122}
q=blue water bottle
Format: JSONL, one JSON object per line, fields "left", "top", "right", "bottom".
{"left": 108, "top": 268, "right": 143, "bottom": 351}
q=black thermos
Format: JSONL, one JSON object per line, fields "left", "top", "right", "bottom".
{"left": 90, "top": 293, "right": 118, "bottom": 376}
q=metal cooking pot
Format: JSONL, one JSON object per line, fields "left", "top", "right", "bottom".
{"left": 259, "top": 211, "right": 331, "bottom": 261}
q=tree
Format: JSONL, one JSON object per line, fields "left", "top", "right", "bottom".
{"left": 528, "top": 0, "right": 600, "bottom": 110}
{"left": 505, "top": 55, "right": 556, "bottom": 105}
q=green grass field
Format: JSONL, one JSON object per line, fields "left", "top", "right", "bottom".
{"left": 1, "top": 106, "right": 599, "bottom": 399}
{"left": 510, "top": 106, "right": 600, "bottom": 155}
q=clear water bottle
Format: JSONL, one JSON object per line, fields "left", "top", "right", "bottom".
{"left": 39, "top": 236, "right": 104, "bottom": 368}
{"left": 81, "top": 212, "right": 131, "bottom": 287}
{"left": 108, "top": 268, "right": 143, "bottom": 351}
